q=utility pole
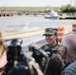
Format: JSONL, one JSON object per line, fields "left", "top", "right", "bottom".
{"left": 71, "top": 0, "right": 72, "bottom": 6}
{"left": 74, "top": 0, "right": 76, "bottom": 7}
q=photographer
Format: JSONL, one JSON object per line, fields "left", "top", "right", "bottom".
{"left": 4, "top": 39, "right": 23, "bottom": 75}
{"left": 5, "top": 39, "right": 43, "bottom": 75}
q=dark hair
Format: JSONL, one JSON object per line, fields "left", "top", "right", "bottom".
{"left": 45, "top": 54, "right": 63, "bottom": 75}
{"left": 54, "top": 32, "right": 58, "bottom": 43}
{"left": 54, "top": 32, "right": 58, "bottom": 36}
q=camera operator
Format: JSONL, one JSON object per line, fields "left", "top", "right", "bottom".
{"left": 4, "top": 39, "right": 23, "bottom": 75}
{"left": 5, "top": 39, "right": 43, "bottom": 75}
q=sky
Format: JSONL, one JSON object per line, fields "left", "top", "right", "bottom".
{"left": 0, "top": 0, "right": 75, "bottom": 7}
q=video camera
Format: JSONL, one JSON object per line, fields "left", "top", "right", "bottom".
{"left": 45, "top": 48, "right": 59, "bottom": 57}
{"left": 28, "top": 44, "right": 50, "bottom": 72}
{"left": 28, "top": 44, "right": 48, "bottom": 58}
{"left": 5, "top": 39, "right": 43, "bottom": 75}
{"left": 5, "top": 39, "right": 23, "bottom": 74}
{"left": 28, "top": 44, "right": 59, "bottom": 72}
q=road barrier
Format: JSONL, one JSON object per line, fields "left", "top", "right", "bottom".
{"left": 0, "top": 32, "right": 2, "bottom": 38}
{"left": 58, "top": 26, "right": 65, "bottom": 42}
{"left": 2, "top": 24, "right": 72, "bottom": 41}
{"left": 72, "top": 24, "right": 76, "bottom": 33}
{"left": 2, "top": 29, "right": 44, "bottom": 40}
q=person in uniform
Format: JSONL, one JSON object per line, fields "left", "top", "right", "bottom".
{"left": 30, "top": 28, "right": 60, "bottom": 72}
{"left": 40, "top": 28, "right": 60, "bottom": 72}
{"left": 41, "top": 28, "right": 60, "bottom": 55}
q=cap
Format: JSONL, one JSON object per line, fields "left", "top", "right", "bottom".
{"left": 43, "top": 28, "right": 58, "bottom": 36}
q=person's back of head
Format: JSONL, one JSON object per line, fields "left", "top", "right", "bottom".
{"left": 62, "top": 33, "right": 76, "bottom": 55}
{"left": 45, "top": 54, "right": 63, "bottom": 75}
{"left": 60, "top": 33, "right": 76, "bottom": 62}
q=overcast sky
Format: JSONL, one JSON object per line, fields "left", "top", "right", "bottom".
{"left": 0, "top": 0, "right": 75, "bottom": 7}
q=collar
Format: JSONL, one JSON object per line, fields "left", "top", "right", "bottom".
{"left": 48, "top": 43, "right": 58, "bottom": 48}
{"left": 62, "top": 57, "right": 76, "bottom": 70}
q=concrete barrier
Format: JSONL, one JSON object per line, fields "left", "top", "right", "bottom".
{"left": 2, "top": 24, "right": 72, "bottom": 41}
{"left": 2, "top": 29, "right": 44, "bottom": 40}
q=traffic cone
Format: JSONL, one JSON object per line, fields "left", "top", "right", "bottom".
{"left": 0, "top": 32, "right": 2, "bottom": 37}
{"left": 72, "top": 24, "right": 76, "bottom": 33}
{"left": 58, "top": 26, "right": 65, "bottom": 42}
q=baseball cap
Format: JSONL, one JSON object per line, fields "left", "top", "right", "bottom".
{"left": 43, "top": 28, "right": 58, "bottom": 36}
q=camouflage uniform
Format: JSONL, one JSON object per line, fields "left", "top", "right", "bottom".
{"left": 41, "top": 43, "right": 60, "bottom": 72}
{"left": 41, "top": 43, "right": 60, "bottom": 53}
{"left": 42, "top": 28, "right": 60, "bottom": 54}
{"left": 41, "top": 28, "right": 60, "bottom": 72}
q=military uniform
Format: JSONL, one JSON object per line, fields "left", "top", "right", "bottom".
{"left": 41, "top": 43, "right": 60, "bottom": 72}
{"left": 42, "top": 28, "right": 60, "bottom": 55}
{"left": 41, "top": 43, "right": 60, "bottom": 53}
{"left": 40, "top": 28, "right": 60, "bottom": 72}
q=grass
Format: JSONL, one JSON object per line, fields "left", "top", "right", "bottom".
{"left": 0, "top": 7, "right": 61, "bottom": 11}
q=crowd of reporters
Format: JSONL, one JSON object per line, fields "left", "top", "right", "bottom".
{"left": 0, "top": 28, "right": 76, "bottom": 75}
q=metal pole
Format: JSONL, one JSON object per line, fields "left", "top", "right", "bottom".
{"left": 74, "top": 0, "right": 76, "bottom": 7}
{"left": 71, "top": 0, "right": 72, "bottom": 6}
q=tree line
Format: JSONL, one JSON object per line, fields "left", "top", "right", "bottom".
{"left": 61, "top": 4, "right": 76, "bottom": 13}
